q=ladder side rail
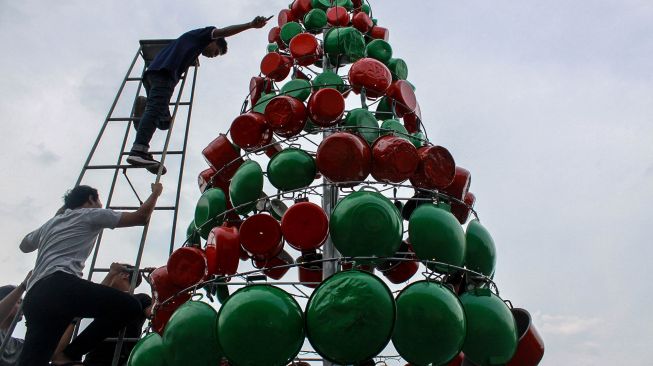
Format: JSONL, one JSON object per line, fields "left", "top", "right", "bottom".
{"left": 85, "top": 63, "right": 147, "bottom": 283}
{"left": 75, "top": 48, "right": 143, "bottom": 187}
{"left": 109, "top": 66, "right": 194, "bottom": 366}
{"left": 168, "top": 65, "right": 199, "bottom": 255}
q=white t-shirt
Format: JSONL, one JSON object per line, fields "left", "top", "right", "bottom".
{"left": 20, "top": 208, "right": 122, "bottom": 291}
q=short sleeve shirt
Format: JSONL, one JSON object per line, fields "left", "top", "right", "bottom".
{"left": 22, "top": 208, "right": 122, "bottom": 291}
{"left": 146, "top": 27, "right": 216, "bottom": 83}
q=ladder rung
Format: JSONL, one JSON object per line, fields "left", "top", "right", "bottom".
{"left": 91, "top": 268, "right": 151, "bottom": 274}
{"left": 85, "top": 164, "right": 145, "bottom": 170}
{"left": 126, "top": 77, "right": 142, "bottom": 81}
{"left": 108, "top": 206, "right": 175, "bottom": 211}
{"left": 170, "top": 102, "right": 191, "bottom": 106}
{"left": 108, "top": 117, "right": 138, "bottom": 122}
{"left": 121, "top": 151, "right": 183, "bottom": 156}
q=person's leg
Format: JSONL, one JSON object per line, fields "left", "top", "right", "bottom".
{"left": 132, "top": 72, "right": 174, "bottom": 151}
{"left": 18, "top": 274, "right": 75, "bottom": 366}
{"left": 60, "top": 278, "right": 142, "bottom": 361}
{"left": 127, "top": 71, "right": 174, "bottom": 174}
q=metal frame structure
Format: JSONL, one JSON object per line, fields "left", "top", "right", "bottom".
{"left": 0, "top": 40, "right": 200, "bottom": 365}
{"left": 82, "top": 39, "right": 199, "bottom": 366}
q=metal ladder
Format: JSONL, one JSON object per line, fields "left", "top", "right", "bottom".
{"left": 78, "top": 39, "right": 199, "bottom": 365}
{"left": 0, "top": 39, "right": 200, "bottom": 365}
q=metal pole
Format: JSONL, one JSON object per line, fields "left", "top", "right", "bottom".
{"left": 110, "top": 56, "right": 194, "bottom": 366}
{"left": 75, "top": 48, "right": 141, "bottom": 187}
{"left": 168, "top": 64, "right": 199, "bottom": 255}
{"left": 86, "top": 60, "right": 147, "bottom": 284}
{"left": 321, "top": 26, "right": 340, "bottom": 366}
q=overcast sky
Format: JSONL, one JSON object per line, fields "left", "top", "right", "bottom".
{"left": 1, "top": 0, "right": 652, "bottom": 364}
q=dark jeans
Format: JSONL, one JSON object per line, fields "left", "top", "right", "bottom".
{"left": 132, "top": 71, "right": 176, "bottom": 150}
{"left": 17, "top": 272, "right": 142, "bottom": 366}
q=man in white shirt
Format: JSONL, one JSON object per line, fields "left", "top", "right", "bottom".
{"left": 17, "top": 183, "right": 162, "bottom": 366}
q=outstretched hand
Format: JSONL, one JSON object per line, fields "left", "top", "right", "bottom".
{"left": 151, "top": 183, "right": 163, "bottom": 197}
{"left": 251, "top": 15, "right": 269, "bottom": 28}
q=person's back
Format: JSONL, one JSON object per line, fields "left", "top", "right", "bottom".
{"left": 24, "top": 208, "right": 122, "bottom": 291}
{"left": 18, "top": 184, "right": 163, "bottom": 366}
{"left": 146, "top": 27, "right": 216, "bottom": 84}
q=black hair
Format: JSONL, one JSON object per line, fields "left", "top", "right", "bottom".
{"left": 122, "top": 264, "right": 143, "bottom": 287}
{"left": 215, "top": 37, "right": 228, "bottom": 54}
{"left": 63, "top": 185, "right": 99, "bottom": 210}
{"left": 0, "top": 285, "right": 16, "bottom": 301}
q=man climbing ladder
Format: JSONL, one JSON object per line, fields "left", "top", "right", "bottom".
{"left": 127, "top": 15, "right": 270, "bottom": 174}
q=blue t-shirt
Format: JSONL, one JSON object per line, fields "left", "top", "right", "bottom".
{"left": 147, "top": 27, "right": 216, "bottom": 83}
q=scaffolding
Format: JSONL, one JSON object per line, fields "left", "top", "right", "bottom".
{"left": 0, "top": 39, "right": 200, "bottom": 366}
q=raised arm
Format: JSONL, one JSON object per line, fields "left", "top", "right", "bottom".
{"left": 212, "top": 16, "right": 269, "bottom": 38}
{"left": 116, "top": 183, "right": 163, "bottom": 228}
{"left": 0, "top": 272, "right": 30, "bottom": 325}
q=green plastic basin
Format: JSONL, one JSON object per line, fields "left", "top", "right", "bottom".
{"left": 281, "top": 79, "right": 312, "bottom": 101}
{"left": 465, "top": 219, "right": 497, "bottom": 277}
{"left": 330, "top": 190, "right": 403, "bottom": 259}
{"left": 267, "top": 148, "right": 316, "bottom": 191}
{"left": 460, "top": 289, "right": 518, "bottom": 366}
{"left": 343, "top": 108, "right": 381, "bottom": 145}
{"left": 306, "top": 270, "right": 395, "bottom": 364}
{"left": 380, "top": 118, "right": 409, "bottom": 139}
{"left": 304, "top": 9, "right": 327, "bottom": 31}
{"left": 388, "top": 58, "right": 408, "bottom": 80}
{"left": 194, "top": 188, "right": 227, "bottom": 240}
{"left": 324, "top": 27, "right": 366, "bottom": 62}
{"left": 229, "top": 160, "right": 264, "bottom": 215}
{"left": 408, "top": 203, "right": 466, "bottom": 273}
{"left": 218, "top": 285, "right": 305, "bottom": 366}
{"left": 162, "top": 301, "right": 222, "bottom": 366}
{"left": 312, "top": 70, "right": 346, "bottom": 92}
{"left": 127, "top": 333, "right": 166, "bottom": 366}
{"left": 280, "top": 22, "right": 303, "bottom": 45}
{"left": 392, "top": 281, "right": 467, "bottom": 366}
{"left": 365, "top": 39, "right": 393, "bottom": 64}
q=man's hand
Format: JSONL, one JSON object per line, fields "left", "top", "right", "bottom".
{"left": 109, "top": 262, "right": 127, "bottom": 275}
{"left": 20, "top": 270, "right": 33, "bottom": 290}
{"left": 151, "top": 183, "right": 163, "bottom": 197}
{"left": 251, "top": 16, "right": 269, "bottom": 29}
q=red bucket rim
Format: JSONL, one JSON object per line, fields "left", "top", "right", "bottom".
{"left": 316, "top": 132, "right": 372, "bottom": 184}
{"left": 281, "top": 201, "right": 329, "bottom": 251}
{"left": 308, "top": 88, "right": 346, "bottom": 126}
{"left": 240, "top": 214, "right": 284, "bottom": 259}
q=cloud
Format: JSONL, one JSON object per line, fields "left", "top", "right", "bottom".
{"left": 1, "top": 0, "right": 653, "bottom": 364}
{"left": 27, "top": 143, "right": 61, "bottom": 165}
{"left": 535, "top": 312, "right": 604, "bottom": 336}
